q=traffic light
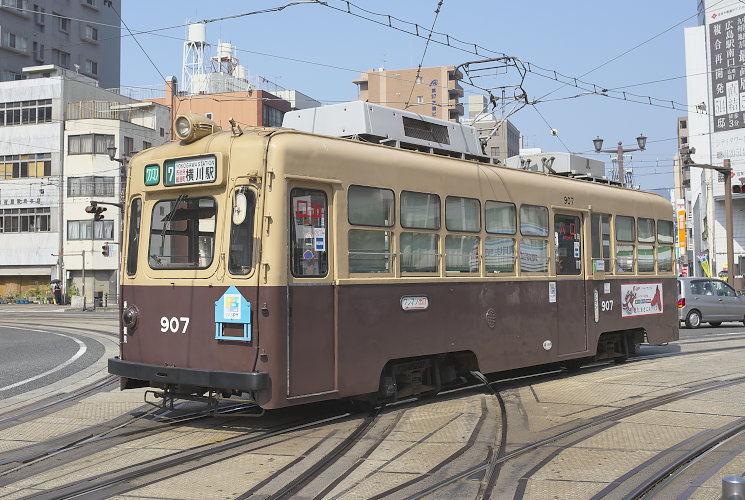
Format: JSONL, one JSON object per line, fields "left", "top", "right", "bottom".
{"left": 734, "top": 176, "right": 745, "bottom": 194}
{"left": 85, "top": 201, "right": 106, "bottom": 221}
{"left": 102, "top": 244, "right": 109, "bottom": 257}
{"left": 680, "top": 145, "right": 695, "bottom": 166}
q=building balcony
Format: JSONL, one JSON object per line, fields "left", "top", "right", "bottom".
{"left": 66, "top": 101, "right": 158, "bottom": 129}
{"left": 448, "top": 85, "right": 464, "bottom": 98}
{"left": 448, "top": 102, "right": 464, "bottom": 119}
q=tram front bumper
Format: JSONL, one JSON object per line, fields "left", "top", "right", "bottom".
{"left": 108, "top": 357, "right": 270, "bottom": 392}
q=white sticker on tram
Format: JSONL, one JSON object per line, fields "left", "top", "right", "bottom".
{"left": 0, "top": 327, "right": 87, "bottom": 392}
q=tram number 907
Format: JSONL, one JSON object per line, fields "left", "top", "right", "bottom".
{"left": 160, "top": 316, "right": 190, "bottom": 334}
{"left": 601, "top": 300, "right": 614, "bottom": 312}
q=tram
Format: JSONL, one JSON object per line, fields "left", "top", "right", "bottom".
{"left": 109, "top": 101, "right": 678, "bottom": 409}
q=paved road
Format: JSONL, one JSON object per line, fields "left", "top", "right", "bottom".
{"left": 0, "top": 307, "right": 113, "bottom": 399}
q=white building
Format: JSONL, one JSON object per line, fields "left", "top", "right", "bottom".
{"left": 0, "top": 65, "right": 171, "bottom": 303}
{"left": 683, "top": 0, "right": 745, "bottom": 278}
{"left": 462, "top": 94, "right": 520, "bottom": 163}
{"left": 0, "top": 0, "right": 121, "bottom": 89}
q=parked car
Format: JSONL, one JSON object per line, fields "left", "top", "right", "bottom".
{"left": 678, "top": 277, "right": 745, "bottom": 328}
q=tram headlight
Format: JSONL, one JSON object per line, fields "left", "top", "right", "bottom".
{"left": 122, "top": 305, "right": 139, "bottom": 330}
{"left": 175, "top": 116, "right": 191, "bottom": 139}
{"left": 173, "top": 113, "right": 222, "bottom": 144}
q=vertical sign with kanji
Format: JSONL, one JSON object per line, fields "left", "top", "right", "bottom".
{"left": 709, "top": 14, "right": 745, "bottom": 133}
{"left": 705, "top": 1, "right": 745, "bottom": 196}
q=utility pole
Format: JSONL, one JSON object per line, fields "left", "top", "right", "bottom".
{"left": 724, "top": 158, "right": 734, "bottom": 286}
{"left": 107, "top": 144, "right": 127, "bottom": 306}
{"left": 681, "top": 148, "right": 734, "bottom": 285}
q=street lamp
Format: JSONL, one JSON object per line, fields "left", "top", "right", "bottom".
{"left": 593, "top": 134, "right": 647, "bottom": 187}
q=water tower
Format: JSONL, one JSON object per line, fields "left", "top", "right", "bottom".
{"left": 182, "top": 22, "right": 209, "bottom": 95}
{"left": 212, "top": 40, "right": 238, "bottom": 75}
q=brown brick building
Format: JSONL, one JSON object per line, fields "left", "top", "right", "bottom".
{"left": 353, "top": 66, "right": 464, "bottom": 122}
{"left": 153, "top": 77, "right": 291, "bottom": 138}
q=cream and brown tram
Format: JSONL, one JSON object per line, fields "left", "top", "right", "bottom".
{"left": 109, "top": 102, "right": 678, "bottom": 410}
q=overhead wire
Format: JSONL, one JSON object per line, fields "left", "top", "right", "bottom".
{"left": 404, "top": 1, "right": 443, "bottom": 109}
{"left": 320, "top": 0, "right": 706, "bottom": 114}
{"left": 0, "top": 1, "right": 722, "bottom": 120}
{"left": 0, "top": 1, "right": 710, "bottom": 118}
{"left": 530, "top": 104, "right": 571, "bottom": 153}
{"left": 532, "top": 0, "right": 728, "bottom": 102}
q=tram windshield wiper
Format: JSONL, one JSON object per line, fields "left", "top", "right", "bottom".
{"left": 161, "top": 194, "right": 188, "bottom": 245}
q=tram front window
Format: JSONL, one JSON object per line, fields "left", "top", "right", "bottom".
{"left": 148, "top": 195, "right": 217, "bottom": 269}
{"left": 229, "top": 187, "right": 256, "bottom": 275}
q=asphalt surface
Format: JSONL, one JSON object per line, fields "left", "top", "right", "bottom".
{"left": 0, "top": 313, "right": 107, "bottom": 399}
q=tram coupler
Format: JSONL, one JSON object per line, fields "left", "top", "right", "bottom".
{"left": 143, "top": 387, "right": 264, "bottom": 417}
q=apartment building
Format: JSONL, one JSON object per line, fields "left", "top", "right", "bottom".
{"left": 0, "top": 65, "right": 170, "bottom": 303}
{"left": 353, "top": 65, "right": 464, "bottom": 122}
{"left": 0, "top": 0, "right": 121, "bottom": 88}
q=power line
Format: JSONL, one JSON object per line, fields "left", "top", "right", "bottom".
{"left": 404, "top": 0, "right": 443, "bottom": 109}
{"left": 534, "top": 0, "right": 729, "bottom": 102}
{"left": 320, "top": 0, "right": 699, "bottom": 115}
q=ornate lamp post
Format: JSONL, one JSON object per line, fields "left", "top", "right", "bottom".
{"left": 593, "top": 134, "right": 647, "bottom": 187}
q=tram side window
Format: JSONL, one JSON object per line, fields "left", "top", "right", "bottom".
{"left": 657, "top": 220, "right": 674, "bottom": 272}
{"left": 615, "top": 215, "right": 635, "bottom": 273}
{"left": 290, "top": 189, "right": 328, "bottom": 277}
{"left": 401, "top": 191, "right": 439, "bottom": 274}
{"left": 348, "top": 185, "right": 393, "bottom": 274}
{"left": 519, "top": 204, "right": 548, "bottom": 273}
{"left": 445, "top": 196, "right": 480, "bottom": 273}
{"left": 228, "top": 187, "right": 256, "bottom": 275}
{"left": 401, "top": 191, "right": 439, "bottom": 229}
{"left": 485, "top": 201, "right": 516, "bottom": 274}
{"left": 148, "top": 196, "right": 217, "bottom": 269}
{"left": 348, "top": 185, "right": 394, "bottom": 227}
{"left": 126, "top": 198, "right": 141, "bottom": 276}
{"left": 637, "top": 217, "right": 656, "bottom": 272}
{"left": 555, "top": 214, "right": 581, "bottom": 275}
{"left": 590, "top": 213, "right": 611, "bottom": 273}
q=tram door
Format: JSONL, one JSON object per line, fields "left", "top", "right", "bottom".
{"left": 286, "top": 185, "right": 335, "bottom": 397}
{"left": 554, "top": 211, "right": 587, "bottom": 355}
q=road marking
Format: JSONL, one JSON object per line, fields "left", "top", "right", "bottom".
{"left": 0, "top": 326, "right": 87, "bottom": 392}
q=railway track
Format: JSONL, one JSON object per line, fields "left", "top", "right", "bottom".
{"left": 400, "top": 375, "right": 745, "bottom": 499}
{"left": 10, "top": 407, "right": 361, "bottom": 499}
{"left": 2, "top": 326, "right": 745, "bottom": 498}
{"left": 0, "top": 374, "right": 119, "bottom": 428}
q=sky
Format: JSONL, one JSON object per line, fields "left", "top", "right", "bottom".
{"left": 119, "top": 1, "right": 701, "bottom": 197}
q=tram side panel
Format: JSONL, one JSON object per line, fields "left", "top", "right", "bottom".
{"left": 585, "top": 277, "right": 678, "bottom": 347}
{"left": 333, "top": 279, "right": 584, "bottom": 398}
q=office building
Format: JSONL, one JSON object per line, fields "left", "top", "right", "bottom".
{"left": 0, "top": 0, "right": 121, "bottom": 88}
{"left": 0, "top": 65, "right": 170, "bottom": 303}
{"left": 353, "top": 65, "right": 464, "bottom": 122}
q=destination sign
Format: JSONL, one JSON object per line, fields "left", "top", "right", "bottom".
{"left": 164, "top": 156, "right": 216, "bottom": 186}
